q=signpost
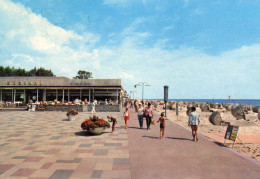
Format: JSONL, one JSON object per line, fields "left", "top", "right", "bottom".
{"left": 224, "top": 125, "right": 240, "bottom": 148}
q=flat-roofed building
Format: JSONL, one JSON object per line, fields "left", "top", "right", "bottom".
{"left": 0, "top": 76, "right": 124, "bottom": 104}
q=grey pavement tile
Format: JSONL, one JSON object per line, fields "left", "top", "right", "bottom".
{"left": 56, "top": 158, "right": 82, "bottom": 163}
{"left": 0, "top": 143, "right": 9, "bottom": 146}
{"left": 64, "top": 141, "right": 76, "bottom": 145}
{"left": 114, "top": 158, "right": 130, "bottom": 164}
{"left": 12, "top": 156, "right": 27, "bottom": 159}
{"left": 27, "top": 142, "right": 35, "bottom": 145}
{"left": 49, "top": 169, "right": 74, "bottom": 179}
{"left": 94, "top": 149, "right": 108, "bottom": 156}
{"left": 104, "top": 143, "right": 122, "bottom": 146}
{"left": 49, "top": 136, "right": 62, "bottom": 140}
{"left": 91, "top": 170, "right": 102, "bottom": 178}
{"left": 79, "top": 144, "right": 92, "bottom": 148}
{"left": 31, "top": 135, "right": 43, "bottom": 138}
{"left": 91, "top": 138, "right": 102, "bottom": 140}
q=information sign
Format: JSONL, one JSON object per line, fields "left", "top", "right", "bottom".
{"left": 224, "top": 125, "right": 239, "bottom": 141}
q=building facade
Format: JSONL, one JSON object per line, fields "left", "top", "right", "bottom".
{"left": 0, "top": 77, "right": 124, "bottom": 104}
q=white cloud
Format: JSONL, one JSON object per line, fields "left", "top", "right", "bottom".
{"left": 0, "top": 0, "right": 259, "bottom": 99}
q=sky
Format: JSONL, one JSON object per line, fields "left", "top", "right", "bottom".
{"left": 0, "top": 0, "right": 260, "bottom": 99}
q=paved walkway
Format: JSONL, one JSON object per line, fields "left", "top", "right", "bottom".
{"left": 127, "top": 107, "right": 260, "bottom": 179}
{"left": 0, "top": 109, "right": 259, "bottom": 179}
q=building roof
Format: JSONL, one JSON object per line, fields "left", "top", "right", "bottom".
{"left": 0, "top": 76, "right": 122, "bottom": 87}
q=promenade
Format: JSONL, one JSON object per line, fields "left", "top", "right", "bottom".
{"left": 0, "top": 108, "right": 259, "bottom": 179}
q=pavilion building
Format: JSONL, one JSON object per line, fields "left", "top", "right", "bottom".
{"left": 0, "top": 76, "right": 124, "bottom": 104}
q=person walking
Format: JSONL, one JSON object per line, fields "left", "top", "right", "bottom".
{"left": 123, "top": 107, "right": 130, "bottom": 129}
{"left": 145, "top": 102, "right": 153, "bottom": 130}
{"left": 157, "top": 112, "right": 166, "bottom": 139}
{"left": 137, "top": 103, "right": 144, "bottom": 128}
{"left": 91, "top": 101, "right": 96, "bottom": 114}
{"left": 188, "top": 107, "right": 200, "bottom": 141}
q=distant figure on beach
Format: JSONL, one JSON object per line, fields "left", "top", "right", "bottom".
{"left": 145, "top": 102, "right": 153, "bottom": 130}
{"left": 107, "top": 115, "right": 117, "bottom": 133}
{"left": 134, "top": 100, "right": 138, "bottom": 112}
{"left": 137, "top": 103, "right": 144, "bottom": 128}
{"left": 91, "top": 101, "right": 96, "bottom": 113}
{"left": 130, "top": 100, "right": 133, "bottom": 108}
{"left": 157, "top": 112, "right": 166, "bottom": 139}
{"left": 124, "top": 107, "right": 130, "bottom": 129}
{"left": 188, "top": 107, "right": 200, "bottom": 141}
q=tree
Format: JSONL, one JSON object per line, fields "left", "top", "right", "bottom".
{"left": 74, "top": 70, "right": 93, "bottom": 79}
{"left": 0, "top": 66, "right": 55, "bottom": 77}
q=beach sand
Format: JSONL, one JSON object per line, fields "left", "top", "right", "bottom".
{"left": 154, "top": 103, "right": 260, "bottom": 162}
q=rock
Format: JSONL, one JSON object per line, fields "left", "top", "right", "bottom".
{"left": 245, "top": 111, "right": 258, "bottom": 122}
{"left": 213, "top": 104, "right": 219, "bottom": 109}
{"left": 231, "top": 105, "right": 248, "bottom": 120}
{"left": 201, "top": 104, "right": 210, "bottom": 112}
{"left": 209, "top": 112, "right": 222, "bottom": 125}
{"left": 252, "top": 106, "right": 260, "bottom": 113}
{"left": 159, "top": 101, "right": 164, "bottom": 105}
{"left": 223, "top": 104, "right": 232, "bottom": 111}
{"left": 187, "top": 103, "right": 193, "bottom": 108}
{"left": 258, "top": 112, "right": 260, "bottom": 120}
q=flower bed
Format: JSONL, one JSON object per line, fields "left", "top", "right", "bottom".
{"left": 81, "top": 115, "right": 110, "bottom": 130}
{"left": 66, "top": 109, "right": 78, "bottom": 116}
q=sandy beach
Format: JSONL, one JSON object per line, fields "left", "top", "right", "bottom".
{"left": 149, "top": 101, "right": 260, "bottom": 162}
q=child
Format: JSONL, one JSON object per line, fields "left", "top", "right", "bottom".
{"left": 157, "top": 112, "right": 166, "bottom": 139}
{"left": 107, "top": 115, "right": 117, "bottom": 133}
{"left": 123, "top": 107, "right": 129, "bottom": 129}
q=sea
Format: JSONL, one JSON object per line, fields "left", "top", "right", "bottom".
{"left": 150, "top": 99, "right": 260, "bottom": 106}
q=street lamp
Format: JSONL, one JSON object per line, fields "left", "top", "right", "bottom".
{"left": 135, "top": 82, "right": 150, "bottom": 103}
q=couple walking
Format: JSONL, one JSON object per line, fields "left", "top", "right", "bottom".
{"left": 137, "top": 102, "right": 153, "bottom": 130}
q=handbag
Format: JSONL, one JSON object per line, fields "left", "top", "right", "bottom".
{"left": 151, "top": 119, "right": 155, "bottom": 125}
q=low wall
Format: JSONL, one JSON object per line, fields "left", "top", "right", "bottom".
{"left": 44, "top": 105, "right": 120, "bottom": 112}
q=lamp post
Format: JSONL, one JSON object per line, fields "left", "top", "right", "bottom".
{"left": 135, "top": 82, "right": 150, "bottom": 104}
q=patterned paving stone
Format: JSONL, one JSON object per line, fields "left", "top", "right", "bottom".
{"left": 113, "top": 158, "right": 130, "bottom": 164}
{"left": 11, "top": 168, "right": 36, "bottom": 177}
{"left": 79, "top": 143, "right": 92, "bottom": 147}
{"left": 91, "top": 170, "right": 102, "bottom": 178}
{"left": 94, "top": 149, "right": 108, "bottom": 156}
{"left": 0, "top": 111, "right": 129, "bottom": 178}
{"left": 0, "top": 164, "right": 15, "bottom": 173}
{"left": 49, "top": 169, "right": 74, "bottom": 179}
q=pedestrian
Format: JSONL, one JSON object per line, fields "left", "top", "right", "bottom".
{"left": 91, "top": 100, "right": 96, "bottom": 113}
{"left": 137, "top": 103, "right": 144, "bottom": 128}
{"left": 145, "top": 102, "right": 153, "bottom": 130}
{"left": 123, "top": 107, "right": 130, "bottom": 129}
{"left": 107, "top": 115, "right": 117, "bottom": 133}
{"left": 157, "top": 112, "right": 166, "bottom": 139}
{"left": 188, "top": 107, "right": 200, "bottom": 141}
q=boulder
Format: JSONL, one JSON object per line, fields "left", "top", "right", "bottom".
{"left": 258, "top": 112, "right": 260, "bottom": 120}
{"left": 231, "top": 105, "right": 248, "bottom": 120}
{"left": 209, "top": 112, "right": 222, "bottom": 125}
{"left": 252, "top": 106, "right": 260, "bottom": 113}
{"left": 223, "top": 104, "right": 232, "bottom": 111}
{"left": 201, "top": 104, "right": 210, "bottom": 112}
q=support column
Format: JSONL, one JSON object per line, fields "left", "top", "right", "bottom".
{"left": 23, "top": 89, "right": 26, "bottom": 103}
{"left": 14, "top": 89, "right": 16, "bottom": 102}
{"left": 62, "top": 89, "right": 64, "bottom": 103}
{"left": 93, "top": 89, "right": 95, "bottom": 101}
{"left": 68, "top": 89, "right": 70, "bottom": 101}
{"left": 116, "top": 89, "right": 118, "bottom": 102}
{"left": 0, "top": 89, "right": 2, "bottom": 101}
{"left": 36, "top": 89, "right": 39, "bottom": 102}
{"left": 89, "top": 89, "right": 91, "bottom": 102}
{"left": 56, "top": 89, "right": 58, "bottom": 100}
{"left": 80, "top": 89, "right": 82, "bottom": 100}
{"left": 12, "top": 89, "right": 13, "bottom": 101}
{"left": 43, "top": 89, "right": 46, "bottom": 101}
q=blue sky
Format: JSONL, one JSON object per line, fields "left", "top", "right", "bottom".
{"left": 0, "top": 0, "right": 260, "bottom": 99}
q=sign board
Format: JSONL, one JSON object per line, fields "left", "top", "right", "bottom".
{"left": 164, "top": 85, "right": 168, "bottom": 101}
{"left": 224, "top": 125, "right": 239, "bottom": 141}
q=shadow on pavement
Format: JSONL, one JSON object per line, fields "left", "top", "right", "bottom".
{"left": 166, "top": 137, "right": 193, "bottom": 141}
{"left": 128, "top": 127, "right": 145, "bottom": 130}
{"left": 74, "top": 131, "right": 110, "bottom": 137}
{"left": 142, "top": 135, "right": 159, "bottom": 139}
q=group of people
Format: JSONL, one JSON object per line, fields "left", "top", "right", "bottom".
{"left": 108, "top": 100, "right": 200, "bottom": 141}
